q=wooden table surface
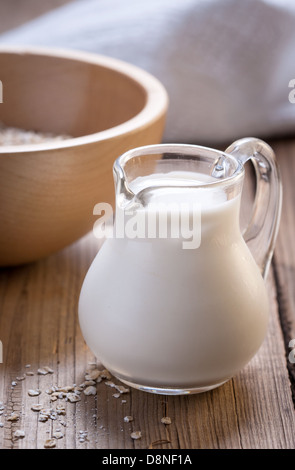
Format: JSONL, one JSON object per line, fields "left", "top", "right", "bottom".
{"left": 0, "top": 138, "right": 295, "bottom": 449}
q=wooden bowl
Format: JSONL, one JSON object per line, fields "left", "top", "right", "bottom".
{"left": 0, "top": 47, "right": 168, "bottom": 266}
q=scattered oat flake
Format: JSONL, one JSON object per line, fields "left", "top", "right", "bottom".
{"left": 121, "top": 400, "right": 127, "bottom": 404}
{"left": 161, "top": 416, "right": 172, "bottom": 425}
{"left": 85, "top": 370, "right": 101, "bottom": 381}
{"left": 104, "top": 381, "right": 115, "bottom": 388}
{"left": 112, "top": 393, "right": 120, "bottom": 399}
{"left": 56, "top": 405, "right": 66, "bottom": 416}
{"left": 28, "top": 389, "right": 41, "bottom": 397}
{"left": 39, "top": 415, "right": 49, "bottom": 423}
{"left": 26, "top": 372, "right": 34, "bottom": 376}
{"left": 84, "top": 380, "right": 96, "bottom": 386}
{"left": 115, "top": 385, "right": 130, "bottom": 394}
{"left": 66, "top": 393, "right": 81, "bottom": 403}
{"left": 31, "top": 404, "right": 43, "bottom": 412}
{"left": 25, "top": 364, "right": 31, "bottom": 368}
{"left": 16, "top": 375, "right": 26, "bottom": 381}
{"left": 78, "top": 430, "right": 88, "bottom": 443}
{"left": 124, "top": 416, "right": 133, "bottom": 423}
{"left": 0, "top": 423, "right": 3, "bottom": 428}
{"left": 44, "top": 439, "right": 56, "bottom": 449}
{"left": 56, "top": 404, "right": 65, "bottom": 410}
{"left": 51, "top": 391, "right": 66, "bottom": 399}
{"left": 84, "top": 386, "right": 97, "bottom": 396}
{"left": 58, "top": 385, "right": 74, "bottom": 393}
{"left": 53, "top": 431, "right": 64, "bottom": 439}
{"left": 13, "top": 430, "right": 25, "bottom": 439}
{"left": 37, "top": 368, "right": 49, "bottom": 375}
{"left": 7, "top": 412, "right": 19, "bottom": 422}
{"left": 44, "top": 366, "right": 54, "bottom": 374}
{"left": 11, "top": 381, "right": 17, "bottom": 386}
{"left": 100, "top": 369, "right": 112, "bottom": 380}
{"left": 131, "top": 431, "right": 142, "bottom": 440}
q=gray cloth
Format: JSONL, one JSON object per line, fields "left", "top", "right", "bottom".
{"left": 1, "top": 0, "right": 295, "bottom": 144}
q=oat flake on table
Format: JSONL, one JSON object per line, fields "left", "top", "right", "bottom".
{"left": 13, "top": 430, "right": 25, "bottom": 439}
{"left": 130, "top": 431, "right": 142, "bottom": 440}
{"left": 44, "top": 439, "right": 56, "bottom": 449}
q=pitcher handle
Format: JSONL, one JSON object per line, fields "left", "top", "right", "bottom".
{"left": 225, "top": 137, "right": 282, "bottom": 280}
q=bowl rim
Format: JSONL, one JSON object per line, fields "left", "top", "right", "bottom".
{"left": 0, "top": 46, "right": 168, "bottom": 154}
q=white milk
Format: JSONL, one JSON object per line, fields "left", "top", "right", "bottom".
{"left": 79, "top": 171, "right": 269, "bottom": 391}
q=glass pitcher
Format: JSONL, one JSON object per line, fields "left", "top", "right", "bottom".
{"left": 79, "top": 138, "right": 282, "bottom": 395}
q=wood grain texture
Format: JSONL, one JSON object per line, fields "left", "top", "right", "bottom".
{"left": 0, "top": 142, "right": 294, "bottom": 450}
{"left": 271, "top": 140, "right": 295, "bottom": 402}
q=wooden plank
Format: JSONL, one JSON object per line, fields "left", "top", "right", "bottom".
{"left": 271, "top": 140, "right": 295, "bottom": 401}
{"left": 0, "top": 224, "right": 294, "bottom": 448}
{"left": 231, "top": 268, "right": 295, "bottom": 449}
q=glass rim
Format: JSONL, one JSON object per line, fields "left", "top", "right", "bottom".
{"left": 114, "top": 143, "right": 245, "bottom": 193}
